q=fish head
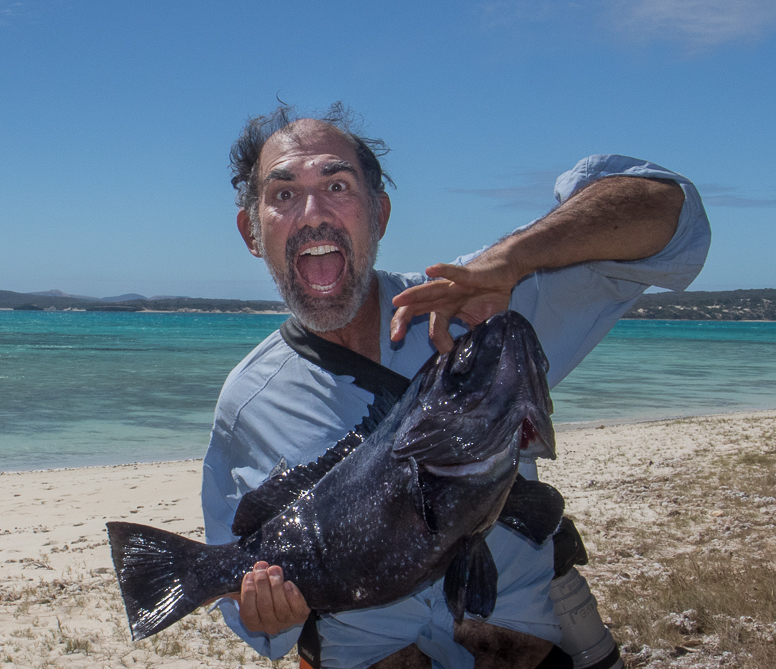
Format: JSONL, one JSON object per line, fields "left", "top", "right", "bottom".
{"left": 393, "top": 311, "right": 555, "bottom": 472}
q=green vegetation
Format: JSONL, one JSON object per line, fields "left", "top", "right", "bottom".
{"left": 3, "top": 288, "right": 775, "bottom": 318}
{"left": 0, "top": 289, "right": 287, "bottom": 313}
{"left": 624, "top": 288, "right": 776, "bottom": 320}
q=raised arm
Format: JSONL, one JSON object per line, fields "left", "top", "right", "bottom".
{"left": 391, "top": 175, "right": 685, "bottom": 353}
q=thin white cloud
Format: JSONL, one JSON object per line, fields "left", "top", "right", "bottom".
{"left": 449, "top": 170, "right": 560, "bottom": 210}
{"left": 699, "top": 184, "right": 776, "bottom": 208}
{"left": 0, "top": 1, "right": 31, "bottom": 27}
{"left": 607, "top": 0, "right": 776, "bottom": 50}
{"left": 476, "top": 0, "right": 776, "bottom": 52}
{"left": 456, "top": 177, "right": 776, "bottom": 210}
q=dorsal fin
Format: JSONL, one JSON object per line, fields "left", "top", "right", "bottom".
{"left": 231, "top": 390, "right": 398, "bottom": 538}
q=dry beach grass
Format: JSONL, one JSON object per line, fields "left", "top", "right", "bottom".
{"left": 1, "top": 410, "right": 775, "bottom": 668}
{"left": 542, "top": 410, "right": 776, "bottom": 668}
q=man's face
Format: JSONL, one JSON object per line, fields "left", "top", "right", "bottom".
{"left": 252, "top": 121, "right": 389, "bottom": 332}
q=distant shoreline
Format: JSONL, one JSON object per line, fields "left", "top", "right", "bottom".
{"left": 0, "top": 307, "right": 291, "bottom": 315}
{"left": 2, "top": 308, "right": 774, "bottom": 321}
{"left": 3, "top": 287, "right": 775, "bottom": 320}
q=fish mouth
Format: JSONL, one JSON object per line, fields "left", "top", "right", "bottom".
{"left": 396, "top": 311, "right": 555, "bottom": 465}
{"left": 295, "top": 242, "right": 347, "bottom": 294}
{"left": 422, "top": 448, "right": 511, "bottom": 478}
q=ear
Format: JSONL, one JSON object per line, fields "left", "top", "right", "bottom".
{"left": 377, "top": 192, "right": 391, "bottom": 240}
{"left": 237, "top": 209, "right": 262, "bottom": 258}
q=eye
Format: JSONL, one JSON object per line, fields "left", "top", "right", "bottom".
{"left": 275, "top": 189, "right": 294, "bottom": 202}
{"left": 327, "top": 181, "right": 346, "bottom": 193}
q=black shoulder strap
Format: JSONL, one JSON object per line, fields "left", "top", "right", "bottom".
{"left": 280, "top": 317, "right": 411, "bottom": 398}
{"left": 280, "top": 317, "right": 411, "bottom": 669}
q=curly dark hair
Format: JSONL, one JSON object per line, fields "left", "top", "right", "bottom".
{"left": 229, "top": 102, "right": 394, "bottom": 224}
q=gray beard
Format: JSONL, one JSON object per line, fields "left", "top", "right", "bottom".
{"left": 262, "top": 221, "right": 380, "bottom": 333}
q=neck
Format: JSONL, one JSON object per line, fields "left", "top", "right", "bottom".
{"left": 315, "top": 277, "right": 382, "bottom": 363}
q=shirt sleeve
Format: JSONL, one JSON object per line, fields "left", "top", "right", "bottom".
{"left": 201, "top": 345, "right": 375, "bottom": 660}
{"left": 517, "top": 154, "right": 710, "bottom": 388}
{"left": 202, "top": 429, "right": 304, "bottom": 660}
{"left": 553, "top": 154, "right": 711, "bottom": 291}
{"left": 455, "top": 154, "right": 711, "bottom": 389}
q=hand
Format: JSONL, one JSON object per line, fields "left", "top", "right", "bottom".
{"left": 391, "top": 244, "right": 521, "bottom": 354}
{"left": 233, "top": 562, "right": 310, "bottom": 635}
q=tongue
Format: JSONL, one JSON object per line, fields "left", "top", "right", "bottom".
{"left": 297, "top": 252, "right": 345, "bottom": 288}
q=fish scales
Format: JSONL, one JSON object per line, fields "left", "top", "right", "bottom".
{"left": 107, "top": 310, "right": 564, "bottom": 640}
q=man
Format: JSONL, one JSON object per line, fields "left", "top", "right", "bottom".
{"left": 202, "top": 104, "right": 711, "bottom": 669}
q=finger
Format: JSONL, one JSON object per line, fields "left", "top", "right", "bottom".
{"left": 284, "top": 580, "right": 311, "bottom": 621}
{"left": 392, "top": 280, "right": 455, "bottom": 307}
{"left": 425, "top": 263, "right": 471, "bottom": 282}
{"left": 428, "top": 312, "right": 454, "bottom": 354}
{"left": 266, "top": 565, "right": 294, "bottom": 623}
{"left": 392, "top": 296, "right": 469, "bottom": 343}
{"left": 391, "top": 299, "right": 459, "bottom": 343}
{"left": 239, "top": 571, "right": 262, "bottom": 630}
{"left": 390, "top": 305, "right": 411, "bottom": 342}
{"left": 250, "top": 564, "right": 277, "bottom": 627}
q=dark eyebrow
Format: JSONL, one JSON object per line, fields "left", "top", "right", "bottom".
{"left": 263, "top": 167, "right": 295, "bottom": 187}
{"left": 321, "top": 161, "right": 358, "bottom": 178}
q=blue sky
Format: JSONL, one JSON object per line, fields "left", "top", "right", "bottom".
{"left": 1, "top": 0, "right": 774, "bottom": 301}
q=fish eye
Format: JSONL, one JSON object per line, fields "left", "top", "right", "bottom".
{"left": 448, "top": 340, "right": 476, "bottom": 376}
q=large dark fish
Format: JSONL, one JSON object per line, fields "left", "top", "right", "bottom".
{"left": 107, "top": 310, "right": 563, "bottom": 641}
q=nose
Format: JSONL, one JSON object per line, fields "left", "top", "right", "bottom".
{"left": 298, "top": 192, "right": 329, "bottom": 229}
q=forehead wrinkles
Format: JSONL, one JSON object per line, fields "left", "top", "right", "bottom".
{"left": 256, "top": 122, "right": 360, "bottom": 193}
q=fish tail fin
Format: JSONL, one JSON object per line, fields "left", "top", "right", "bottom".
{"left": 106, "top": 521, "right": 250, "bottom": 641}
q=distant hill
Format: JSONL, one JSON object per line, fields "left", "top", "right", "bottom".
{"left": 97, "top": 296, "right": 289, "bottom": 313}
{"left": 100, "top": 293, "right": 149, "bottom": 302}
{"left": 28, "top": 289, "right": 101, "bottom": 302}
{"left": 27, "top": 290, "right": 186, "bottom": 303}
{"left": 3, "top": 288, "right": 774, "bottom": 320}
{"left": 0, "top": 289, "right": 287, "bottom": 313}
{"left": 623, "top": 288, "right": 776, "bottom": 320}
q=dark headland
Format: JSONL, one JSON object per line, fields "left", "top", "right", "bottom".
{"left": 1, "top": 288, "right": 775, "bottom": 320}
{"left": 0, "top": 290, "right": 288, "bottom": 314}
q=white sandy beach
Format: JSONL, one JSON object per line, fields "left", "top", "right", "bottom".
{"left": 1, "top": 409, "right": 774, "bottom": 668}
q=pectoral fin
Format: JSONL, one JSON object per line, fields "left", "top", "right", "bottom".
{"left": 497, "top": 475, "right": 564, "bottom": 544}
{"left": 443, "top": 535, "right": 498, "bottom": 621}
{"left": 408, "top": 457, "right": 438, "bottom": 534}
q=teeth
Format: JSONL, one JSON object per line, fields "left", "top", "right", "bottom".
{"left": 311, "top": 282, "right": 337, "bottom": 291}
{"left": 301, "top": 245, "right": 339, "bottom": 256}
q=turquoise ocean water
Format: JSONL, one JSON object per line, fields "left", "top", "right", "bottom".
{"left": 1, "top": 312, "right": 775, "bottom": 472}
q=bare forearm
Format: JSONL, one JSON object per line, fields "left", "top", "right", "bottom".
{"left": 391, "top": 175, "right": 686, "bottom": 352}
{"left": 500, "top": 176, "right": 685, "bottom": 281}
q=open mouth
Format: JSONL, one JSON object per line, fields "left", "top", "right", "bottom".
{"left": 295, "top": 244, "right": 346, "bottom": 292}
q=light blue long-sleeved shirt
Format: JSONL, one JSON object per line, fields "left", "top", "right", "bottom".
{"left": 201, "top": 154, "right": 711, "bottom": 662}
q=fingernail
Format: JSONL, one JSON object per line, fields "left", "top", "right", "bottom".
{"left": 285, "top": 581, "right": 296, "bottom": 594}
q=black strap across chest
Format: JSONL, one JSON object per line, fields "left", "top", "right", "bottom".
{"left": 279, "top": 317, "right": 411, "bottom": 668}
{"left": 280, "top": 317, "right": 411, "bottom": 398}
